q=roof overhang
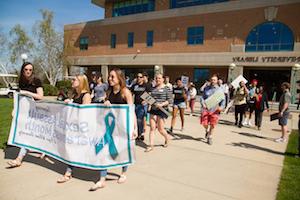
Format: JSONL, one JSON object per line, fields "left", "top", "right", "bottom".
{"left": 91, "top": 0, "right": 105, "bottom": 8}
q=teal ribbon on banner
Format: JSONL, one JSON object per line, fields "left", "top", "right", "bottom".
{"left": 95, "top": 112, "right": 119, "bottom": 159}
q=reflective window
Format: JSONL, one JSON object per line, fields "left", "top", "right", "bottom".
{"left": 146, "top": 30, "right": 153, "bottom": 47}
{"left": 79, "top": 37, "right": 89, "bottom": 51}
{"left": 170, "top": 0, "right": 228, "bottom": 9}
{"left": 128, "top": 32, "right": 134, "bottom": 48}
{"left": 111, "top": 34, "right": 116, "bottom": 48}
{"left": 245, "top": 22, "right": 294, "bottom": 52}
{"left": 187, "top": 27, "right": 204, "bottom": 45}
{"left": 113, "top": 0, "right": 155, "bottom": 17}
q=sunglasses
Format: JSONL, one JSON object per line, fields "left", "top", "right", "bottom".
{"left": 24, "top": 68, "right": 32, "bottom": 71}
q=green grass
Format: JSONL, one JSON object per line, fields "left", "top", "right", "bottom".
{"left": 0, "top": 98, "right": 13, "bottom": 149}
{"left": 276, "top": 130, "right": 300, "bottom": 200}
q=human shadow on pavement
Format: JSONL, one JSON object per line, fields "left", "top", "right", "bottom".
{"left": 4, "top": 146, "right": 123, "bottom": 183}
{"left": 167, "top": 132, "right": 208, "bottom": 144}
{"left": 218, "top": 119, "right": 235, "bottom": 126}
{"left": 231, "top": 131, "right": 274, "bottom": 141}
{"left": 227, "top": 142, "right": 285, "bottom": 156}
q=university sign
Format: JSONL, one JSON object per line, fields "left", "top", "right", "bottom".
{"left": 232, "top": 56, "right": 300, "bottom": 63}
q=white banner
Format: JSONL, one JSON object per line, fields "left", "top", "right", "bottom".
{"left": 8, "top": 93, "right": 135, "bottom": 170}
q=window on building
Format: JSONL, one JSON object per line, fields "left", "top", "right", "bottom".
{"left": 170, "top": 0, "right": 228, "bottom": 9}
{"left": 128, "top": 32, "right": 134, "bottom": 48}
{"left": 187, "top": 26, "right": 204, "bottom": 45}
{"left": 146, "top": 30, "right": 153, "bottom": 47}
{"left": 113, "top": 0, "right": 155, "bottom": 17}
{"left": 111, "top": 34, "right": 116, "bottom": 48}
{"left": 245, "top": 22, "right": 294, "bottom": 52}
{"left": 79, "top": 36, "right": 89, "bottom": 50}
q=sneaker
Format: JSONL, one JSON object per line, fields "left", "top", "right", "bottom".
{"left": 180, "top": 127, "right": 184, "bottom": 132}
{"left": 238, "top": 123, "right": 242, "bottom": 128}
{"left": 207, "top": 137, "right": 213, "bottom": 145}
{"left": 275, "top": 137, "right": 287, "bottom": 143}
{"left": 242, "top": 120, "right": 248, "bottom": 126}
{"left": 139, "top": 135, "right": 145, "bottom": 141}
{"left": 248, "top": 121, "right": 253, "bottom": 127}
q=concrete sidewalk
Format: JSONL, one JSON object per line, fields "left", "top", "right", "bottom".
{"left": 0, "top": 113, "right": 292, "bottom": 200}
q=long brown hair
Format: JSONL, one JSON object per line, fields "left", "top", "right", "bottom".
{"left": 19, "top": 62, "right": 36, "bottom": 87}
{"left": 106, "top": 68, "right": 126, "bottom": 99}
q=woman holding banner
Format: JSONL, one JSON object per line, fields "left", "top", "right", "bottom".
{"left": 57, "top": 74, "right": 92, "bottom": 183}
{"left": 89, "top": 68, "right": 137, "bottom": 191}
{"left": 7, "top": 62, "right": 44, "bottom": 168}
{"left": 145, "top": 73, "right": 172, "bottom": 152}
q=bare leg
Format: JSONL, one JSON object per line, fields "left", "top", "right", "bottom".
{"left": 170, "top": 107, "right": 178, "bottom": 131}
{"left": 179, "top": 108, "right": 185, "bottom": 129}
{"left": 157, "top": 117, "right": 170, "bottom": 147}
{"left": 145, "top": 115, "right": 156, "bottom": 152}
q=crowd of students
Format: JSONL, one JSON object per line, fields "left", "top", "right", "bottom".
{"left": 6, "top": 61, "right": 293, "bottom": 191}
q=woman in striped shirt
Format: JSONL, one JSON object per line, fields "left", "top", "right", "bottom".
{"left": 145, "top": 74, "right": 172, "bottom": 152}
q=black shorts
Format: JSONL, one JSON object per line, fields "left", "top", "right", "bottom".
{"left": 247, "top": 102, "right": 256, "bottom": 113}
{"left": 149, "top": 109, "right": 169, "bottom": 119}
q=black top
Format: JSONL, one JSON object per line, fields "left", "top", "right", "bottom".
{"left": 73, "top": 92, "right": 88, "bottom": 104}
{"left": 131, "top": 83, "right": 151, "bottom": 104}
{"left": 19, "top": 78, "right": 42, "bottom": 93}
{"left": 173, "top": 86, "right": 186, "bottom": 103}
{"left": 108, "top": 90, "right": 127, "bottom": 104}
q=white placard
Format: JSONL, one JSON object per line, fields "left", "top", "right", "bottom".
{"left": 231, "top": 75, "right": 248, "bottom": 89}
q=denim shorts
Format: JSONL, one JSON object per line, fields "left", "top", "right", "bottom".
{"left": 279, "top": 111, "right": 289, "bottom": 126}
{"left": 173, "top": 101, "right": 186, "bottom": 109}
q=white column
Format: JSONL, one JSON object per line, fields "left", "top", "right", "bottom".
{"left": 154, "top": 65, "right": 164, "bottom": 76}
{"left": 101, "top": 65, "right": 109, "bottom": 82}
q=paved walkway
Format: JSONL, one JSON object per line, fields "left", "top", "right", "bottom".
{"left": 0, "top": 111, "right": 293, "bottom": 200}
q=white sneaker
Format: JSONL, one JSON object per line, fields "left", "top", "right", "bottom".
{"left": 248, "top": 121, "right": 253, "bottom": 127}
{"left": 242, "top": 121, "right": 248, "bottom": 126}
{"left": 275, "top": 137, "right": 287, "bottom": 143}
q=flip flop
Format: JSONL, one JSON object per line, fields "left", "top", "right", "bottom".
{"left": 7, "top": 160, "right": 22, "bottom": 168}
{"left": 117, "top": 175, "right": 127, "bottom": 184}
{"left": 89, "top": 181, "right": 106, "bottom": 191}
{"left": 57, "top": 175, "right": 72, "bottom": 183}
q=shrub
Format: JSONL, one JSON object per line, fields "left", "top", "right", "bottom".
{"left": 43, "top": 84, "right": 58, "bottom": 96}
{"left": 56, "top": 80, "right": 72, "bottom": 90}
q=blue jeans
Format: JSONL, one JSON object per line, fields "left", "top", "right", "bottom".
{"left": 65, "top": 166, "right": 128, "bottom": 178}
{"left": 18, "top": 147, "right": 27, "bottom": 157}
{"left": 99, "top": 166, "right": 128, "bottom": 178}
{"left": 135, "top": 104, "right": 147, "bottom": 136}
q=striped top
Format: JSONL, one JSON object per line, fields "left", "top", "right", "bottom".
{"left": 151, "top": 86, "right": 172, "bottom": 108}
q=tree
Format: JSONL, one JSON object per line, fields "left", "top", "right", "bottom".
{"left": 33, "top": 9, "right": 64, "bottom": 86}
{"left": 9, "top": 24, "right": 34, "bottom": 65}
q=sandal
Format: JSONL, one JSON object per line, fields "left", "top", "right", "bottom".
{"left": 89, "top": 181, "right": 106, "bottom": 191}
{"left": 7, "top": 159, "right": 22, "bottom": 168}
{"left": 57, "top": 174, "right": 72, "bottom": 183}
{"left": 145, "top": 146, "right": 153, "bottom": 152}
{"left": 163, "top": 140, "right": 169, "bottom": 148}
{"left": 117, "top": 175, "right": 127, "bottom": 184}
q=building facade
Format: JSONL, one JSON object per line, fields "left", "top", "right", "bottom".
{"left": 64, "top": 0, "right": 300, "bottom": 102}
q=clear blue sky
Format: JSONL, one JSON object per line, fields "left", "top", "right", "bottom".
{"left": 0, "top": 0, "right": 104, "bottom": 34}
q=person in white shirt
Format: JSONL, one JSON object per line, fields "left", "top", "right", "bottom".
{"left": 188, "top": 82, "right": 197, "bottom": 115}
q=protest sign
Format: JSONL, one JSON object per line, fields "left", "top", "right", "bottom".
{"left": 8, "top": 93, "right": 135, "bottom": 170}
{"left": 204, "top": 90, "right": 225, "bottom": 110}
{"left": 231, "top": 75, "right": 248, "bottom": 89}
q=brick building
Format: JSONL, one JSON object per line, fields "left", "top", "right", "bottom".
{"left": 64, "top": 0, "right": 300, "bottom": 102}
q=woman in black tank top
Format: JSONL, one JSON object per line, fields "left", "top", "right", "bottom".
{"left": 57, "top": 74, "right": 91, "bottom": 183}
{"left": 89, "top": 68, "right": 137, "bottom": 191}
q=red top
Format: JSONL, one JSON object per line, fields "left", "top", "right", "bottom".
{"left": 256, "top": 94, "right": 262, "bottom": 109}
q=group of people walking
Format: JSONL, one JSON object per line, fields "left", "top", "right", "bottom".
{"left": 6, "top": 61, "right": 292, "bottom": 191}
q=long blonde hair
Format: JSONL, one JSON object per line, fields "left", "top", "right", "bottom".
{"left": 76, "top": 74, "right": 90, "bottom": 94}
